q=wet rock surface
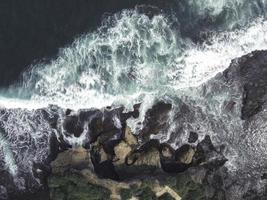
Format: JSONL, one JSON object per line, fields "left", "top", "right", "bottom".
{"left": 139, "top": 102, "right": 172, "bottom": 141}
{"left": 1, "top": 51, "right": 267, "bottom": 199}
{"left": 222, "top": 50, "right": 267, "bottom": 120}
{"left": 188, "top": 132, "right": 198, "bottom": 143}
{"left": 49, "top": 108, "right": 227, "bottom": 199}
{"left": 202, "top": 50, "right": 267, "bottom": 199}
{"left": 0, "top": 101, "right": 227, "bottom": 199}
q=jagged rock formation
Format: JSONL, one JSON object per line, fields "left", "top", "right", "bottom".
{"left": 47, "top": 132, "right": 227, "bottom": 199}
{"left": 222, "top": 50, "right": 267, "bottom": 120}
{"left": 0, "top": 101, "right": 227, "bottom": 200}
{"left": 1, "top": 50, "right": 267, "bottom": 200}
{"left": 197, "top": 50, "right": 267, "bottom": 199}
{"left": 48, "top": 50, "right": 267, "bottom": 200}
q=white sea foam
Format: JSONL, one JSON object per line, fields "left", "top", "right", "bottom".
{"left": 0, "top": 108, "right": 55, "bottom": 180}
{"left": 0, "top": 13, "right": 266, "bottom": 112}
{"left": 188, "top": 0, "right": 266, "bottom": 15}
{"left": 0, "top": 2, "right": 266, "bottom": 197}
{"left": 0, "top": 10, "right": 266, "bottom": 171}
{"left": 0, "top": 131, "right": 18, "bottom": 176}
{"left": 174, "top": 18, "right": 267, "bottom": 88}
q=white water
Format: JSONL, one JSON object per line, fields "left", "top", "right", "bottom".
{"left": 188, "top": 0, "right": 267, "bottom": 15}
{"left": 0, "top": 108, "right": 56, "bottom": 190}
{"left": 1, "top": 11, "right": 267, "bottom": 172}
{"left": 0, "top": 1, "right": 267, "bottom": 198}
{"left": 1, "top": 13, "right": 266, "bottom": 112}
{"left": 0, "top": 0, "right": 266, "bottom": 110}
{"left": 0, "top": 130, "right": 18, "bottom": 176}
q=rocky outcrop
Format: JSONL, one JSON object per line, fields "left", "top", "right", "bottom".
{"left": 48, "top": 146, "right": 204, "bottom": 200}
{"left": 2, "top": 50, "right": 267, "bottom": 199}
{"left": 188, "top": 132, "right": 198, "bottom": 143}
{"left": 222, "top": 50, "right": 267, "bottom": 120}
{"left": 0, "top": 101, "right": 227, "bottom": 200}
{"left": 199, "top": 50, "right": 267, "bottom": 199}
{"left": 139, "top": 102, "right": 172, "bottom": 141}
{"left": 48, "top": 116, "right": 226, "bottom": 199}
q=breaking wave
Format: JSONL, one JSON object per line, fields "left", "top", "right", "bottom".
{"left": 1, "top": 7, "right": 267, "bottom": 110}
{"left": 0, "top": 0, "right": 267, "bottom": 198}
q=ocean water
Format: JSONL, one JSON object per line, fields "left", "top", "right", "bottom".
{"left": 0, "top": 0, "right": 267, "bottom": 198}
{"left": 0, "top": 1, "right": 266, "bottom": 110}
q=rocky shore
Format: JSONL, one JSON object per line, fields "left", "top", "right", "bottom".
{"left": 47, "top": 125, "right": 226, "bottom": 200}
{"left": 1, "top": 50, "right": 267, "bottom": 199}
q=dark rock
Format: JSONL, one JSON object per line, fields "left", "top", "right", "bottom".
{"left": 63, "top": 115, "right": 83, "bottom": 137}
{"left": 223, "top": 100, "right": 236, "bottom": 113}
{"left": 198, "top": 135, "right": 216, "bottom": 153}
{"left": 112, "top": 139, "right": 163, "bottom": 180}
{"left": 166, "top": 99, "right": 201, "bottom": 147}
{"left": 38, "top": 101, "right": 229, "bottom": 199}
{"left": 57, "top": 134, "right": 73, "bottom": 150}
{"left": 32, "top": 162, "right": 51, "bottom": 181}
{"left": 126, "top": 141, "right": 160, "bottom": 160}
{"left": 158, "top": 193, "right": 175, "bottom": 200}
{"left": 243, "top": 187, "right": 267, "bottom": 200}
{"left": 103, "top": 138, "right": 121, "bottom": 157}
{"left": 159, "top": 143, "right": 175, "bottom": 159}
{"left": 120, "top": 103, "right": 141, "bottom": 121}
{"left": 160, "top": 144, "right": 194, "bottom": 174}
{"left": 0, "top": 186, "right": 7, "bottom": 200}
{"left": 261, "top": 173, "right": 267, "bottom": 180}
{"left": 160, "top": 159, "right": 190, "bottom": 174}
{"left": 61, "top": 104, "right": 139, "bottom": 148}
{"left": 223, "top": 50, "right": 267, "bottom": 119}
{"left": 0, "top": 100, "right": 229, "bottom": 199}
{"left": 175, "top": 144, "right": 194, "bottom": 163}
{"left": 47, "top": 133, "right": 61, "bottom": 163}
{"left": 92, "top": 159, "right": 119, "bottom": 181}
{"left": 137, "top": 139, "right": 161, "bottom": 152}
{"left": 124, "top": 139, "right": 161, "bottom": 167}
{"left": 87, "top": 111, "right": 104, "bottom": 143}
{"left": 65, "top": 109, "right": 72, "bottom": 116}
{"left": 193, "top": 135, "right": 227, "bottom": 169}
{"left": 57, "top": 105, "right": 142, "bottom": 181}
{"left": 188, "top": 131, "right": 198, "bottom": 143}
{"left": 90, "top": 145, "right": 119, "bottom": 180}
{"left": 140, "top": 101, "right": 172, "bottom": 141}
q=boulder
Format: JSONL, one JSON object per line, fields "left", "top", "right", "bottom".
{"left": 222, "top": 50, "right": 267, "bottom": 119}
{"left": 188, "top": 132, "right": 198, "bottom": 143}
{"left": 63, "top": 115, "right": 83, "bottom": 138}
{"left": 140, "top": 101, "right": 172, "bottom": 141}
{"left": 193, "top": 135, "right": 227, "bottom": 169}
{"left": 50, "top": 147, "right": 91, "bottom": 175}
{"left": 160, "top": 144, "right": 194, "bottom": 174}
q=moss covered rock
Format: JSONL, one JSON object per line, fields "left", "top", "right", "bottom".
{"left": 48, "top": 173, "right": 110, "bottom": 200}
